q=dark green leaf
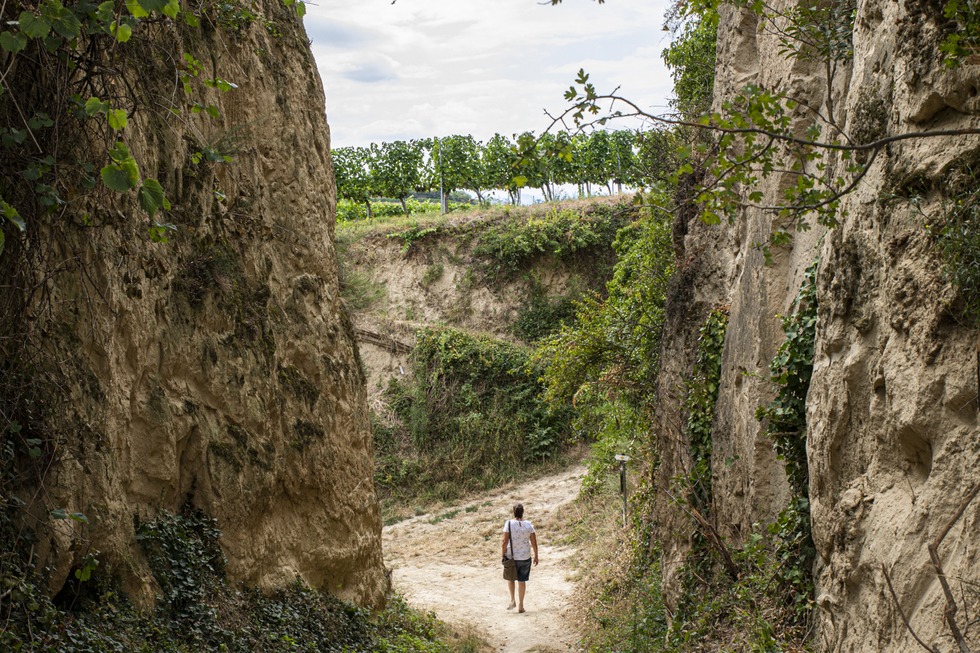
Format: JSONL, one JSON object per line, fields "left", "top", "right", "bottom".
{"left": 0, "top": 31, "right": 29, "bottom": 53}
{"left": 84, "top": 96, "right": 108, "bottom": 116}
{"left": 19, "top": 12, "right": 52, "bottom": 39}
{"left": 138, "top": 179, "right": 167, "bottom": 218}
{"left": 101, "top": 164, "right": 138, "bottom": 191}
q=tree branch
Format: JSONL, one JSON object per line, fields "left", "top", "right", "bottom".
{"left": 882, "top": 563, "right": 941, "bottom": 653}
{"left": 555, "top": 91, "right": 980, "bottom": 153}
{"left": 929, "top": 481, "right": 980, "bottom": 653}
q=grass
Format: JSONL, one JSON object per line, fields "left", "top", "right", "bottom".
{"left": 335, "top": 196, "right": 628, "bottom": 245}
{"left": 428, "top": 509, "right": 461, "bottom": 524}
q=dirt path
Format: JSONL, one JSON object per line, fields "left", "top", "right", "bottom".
{"left": 383, "top": 466, "right": 587, "bottom": 653}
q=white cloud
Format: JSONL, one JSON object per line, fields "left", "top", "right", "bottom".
{"left": 307, "top": 0, "right": 675, "bottom": 147}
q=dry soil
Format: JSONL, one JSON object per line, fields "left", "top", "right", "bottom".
{"left": 382, "top": 466, "right": 587, "bottom": 652}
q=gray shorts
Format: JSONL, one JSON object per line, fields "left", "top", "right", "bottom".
{"left": 515, "top": 558, "right": 532, "bottom": 582}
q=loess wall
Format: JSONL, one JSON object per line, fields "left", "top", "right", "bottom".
{"left": 669, "top": 0, "right": 980, "bottom": 649}
{"left": 2, "top": 0, "right": 386, "bottom": 607}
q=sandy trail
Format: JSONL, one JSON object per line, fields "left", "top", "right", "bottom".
{"left": 382, "top": 466, "right": 587, "bottom": 653}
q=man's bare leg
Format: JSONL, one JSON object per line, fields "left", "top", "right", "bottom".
{"left": 507, "top": 580, "right": 516, "bottom": 609}
{"left": 518, "top": 582, "right": 526, "bottom": 613}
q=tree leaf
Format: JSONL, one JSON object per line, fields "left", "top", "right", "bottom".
{"left": 138, "top": 178, "right": 167, "bottom": 218}
{"left": 0, "top": 31, "right": 28, "bottom": 53}
{"left": 19, "top": 12, "right": 52, "bottom": 39}
{"left": 50, "top": 9, "right": 81, "bottom": 39}
{"left": 125, "top": 0, "right": 148, "bottom": 18}
{"left": 28, "top": 113, "right": 53, "bottom": 129}
{"left": 101, "top": 164, "right": 137, "bottom": 191}
{"left": 1, "top": 201, "right": 25, "bottom": 231}
{"left": 101, "top": 144, "right": 139, "bottom": 191}
{"left": 84, "top": 96, "right": 108, "bottom": 116}
{"left": 136, "top": 0, "right": 170, "bottom": 13}
{"left": 111, "top": 21, "right": 133, "bottom": 43}
{"left": 108, "top": 108, "right": 128, "bottom": 131}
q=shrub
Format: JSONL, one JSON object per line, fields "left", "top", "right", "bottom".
{"left": 474, "top": 205, "right": 629, "bottom": 280}
{"left": 376, "top": 327, "right": 573, "bottom": 504}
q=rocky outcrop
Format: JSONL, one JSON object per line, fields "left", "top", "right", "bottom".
{"left": 676, "top": 0, "right": 980, "bottom": 648}
{"left": 1, "top": 1, "right": 385, "bottom": 607}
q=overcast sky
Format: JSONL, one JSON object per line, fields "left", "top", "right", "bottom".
{"left": 305, "top": 0, "right": 676, "bottom": 149}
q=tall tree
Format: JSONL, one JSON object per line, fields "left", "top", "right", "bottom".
{"left": 432, "top": 135, "right": 483, "bottom": 205}
{"left": 484, "top": 133, "right": 521, "bottom": 204}
{"left": 333, "top": 146, "right": 374, "bottom": 218}
{"left": 609, "top": 130, "right": 637, "bottom": 194}
{"left": 370, "top": 139, "right": 426, "bottom": 214}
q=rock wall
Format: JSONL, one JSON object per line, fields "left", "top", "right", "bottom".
{"left": 684, "top": 0, "right": 980, "bottom": 649}
{"left": 2, "top": 1, "right": 386, "bottom": 607}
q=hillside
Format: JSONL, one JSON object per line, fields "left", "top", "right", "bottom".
{"left": 335, "top": 197, "right": 643, "bottom": 514}
{"left": 337, "top": 196, "right": 634, "bottom": 400}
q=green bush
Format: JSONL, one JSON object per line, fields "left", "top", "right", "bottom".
{"left": 932, "top": 173, "right": 980, "bottom": 323}
{"left": 336, "top": 198, "right": 472, "bottom": 223}
{"left": 376, "top": 327, "right": 573, "bottom": 504}
{"left": 512, "top": 291, "right": 578, "bottom": 343}
{"left": 475, "top": 205, "right": 629, "bottom": 280}
{"left": 536, "top": 206, "right": 674, "bottom": 411}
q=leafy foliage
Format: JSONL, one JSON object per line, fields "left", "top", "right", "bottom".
{"left": 536, "top": 201, "right": 674, "bottom": 410}
{"left": 375, "top": 327, "right": 573, "bottom": 505}
{"left": 0, "top": 0, "right": 274, "bottom": 248}
{"left": 755, "top": 260, "right": 819, "bottom": 624}
{"left": 1, "top": 508, "right": 475, "bottom": 652}
{"left": 756, "top": 261, "right": 818, "bottom": 497}
{"left": 370, "top": 139, "right": 428, "bottom": 212}
{"left": 332, "top": 128, "right": 670, "bottom": 216}
{"left": 941, "top": 0, "right": 980, "bottom": 66}
{"left": 930, "top": 167, "right": 980, "bottom": 322}
{"left": 662, "top": 6, "right": 718, "bottom": 118}
{"left": 136, "top": 510, "right": 226, "bottom": 641}
{"left": 336, "top": 197, "right": 471, "bottom": 223}
{"left": 575, "top": 488, "right": 812, "bottom": 653}
{"left": 513, "top": 290, "right": 578, "bottom": 344}
{"left": 474, "top": 206, "right": 627, "bottom": 279}
{"left": 684, "top": 307, "right": 729, "bottom": 511}
{"left": 534, "top": 195, "right": 674, "bottom": 490}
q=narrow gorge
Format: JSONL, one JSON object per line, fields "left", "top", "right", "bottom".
{"left": 1, "top": 0, "right": 979, "bottom": 651}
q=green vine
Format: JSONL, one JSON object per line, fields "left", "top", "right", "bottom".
{"left": 756, "top": 261, "right": 818, "bottom": 497}
{"left": 684, "top": 306, "right": 729, "bottom": 512}
{"left": 755, "top": 259, "right": 818, "bottom": 622}
{"left": 929, "top": 165, "right": 980, "bottom": 323}
{"left": 1, "top": 507, "right": 469, "bottom": 652}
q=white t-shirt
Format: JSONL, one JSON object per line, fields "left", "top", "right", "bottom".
{"left": 503, "top": 519, "right": 535, "bottom": 560}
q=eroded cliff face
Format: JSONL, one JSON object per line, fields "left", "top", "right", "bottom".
{"left": 681, "top": 0, "right": 980, "bottom": 649}
{"left": 3, "top": 1, "right": 386, "bottom": 607}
